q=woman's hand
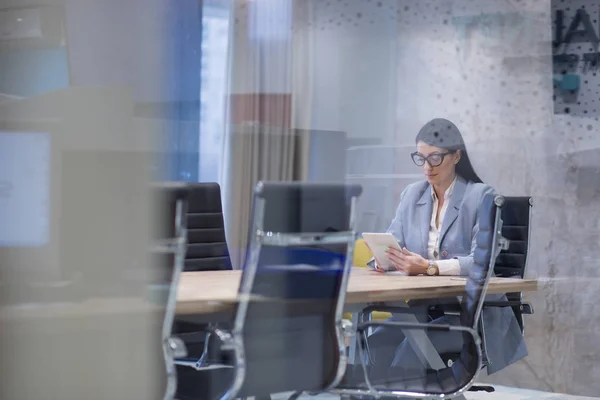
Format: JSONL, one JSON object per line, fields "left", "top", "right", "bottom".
{"left": 386, "top": 247, "right": 428, "bottom": 275}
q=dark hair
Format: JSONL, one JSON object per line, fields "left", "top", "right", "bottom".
{"left": 415, "top": 118, "right": 482, "bottom": 183}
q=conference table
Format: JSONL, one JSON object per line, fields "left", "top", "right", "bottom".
{"left": 0, "top": 267, "right": 536, "bottom": 319}
{"left": 0, "top": 268, "right": 537, "bottom": 322}
{"left": 175, "top": 267, "right": 537, "bottom": 316}
{"left": 0, "top": 268, "right": 537, "bottom": 399}
{"left": 177, "top": 267, "right": 537, "bottom": 400}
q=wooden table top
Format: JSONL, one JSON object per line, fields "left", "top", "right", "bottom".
{"left": 0, "top": 268, "right": 537, "bottom": 320}
{"left": 176, "top": 267, "right": 538, "bottom": 315}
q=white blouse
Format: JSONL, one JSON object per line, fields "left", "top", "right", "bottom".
{"left": 429, "top": 178, "right": 461, "bottom": 276}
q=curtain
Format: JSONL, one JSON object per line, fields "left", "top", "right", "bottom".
{"left": 221, "top": 0, "right": 313, "bottom": 269}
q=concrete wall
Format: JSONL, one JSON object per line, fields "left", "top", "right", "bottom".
{"left": 303, "top": 0, "right": 600, "bottom": 395}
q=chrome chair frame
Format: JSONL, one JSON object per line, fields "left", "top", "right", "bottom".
{"left": 177, "top": 182, "right": 361, "bottom": 400}
{"left": 336, "top": 195, "right": 506, "bottom": 400}
{"left": 174, "top": 325, "right": 234, "bottom": 371}
{"left": 154, "top": 184, "right": 189, "bottom": 400}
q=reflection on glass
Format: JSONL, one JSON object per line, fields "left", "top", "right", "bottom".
{"left": 0, "top": 132, "right": 50, "bottom": 246}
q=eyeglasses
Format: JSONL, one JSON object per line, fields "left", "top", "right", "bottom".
{"left": 411, "top": 151, "right": 455, "bottom": 167}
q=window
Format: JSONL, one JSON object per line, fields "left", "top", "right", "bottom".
{"left": 198, "top": 2, "right": 231, "bottom": 183}
{"left": 161, "top": 0, "right": 230, "bottom": 183}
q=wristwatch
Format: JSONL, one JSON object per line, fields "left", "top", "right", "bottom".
{"left": 426, "top": 260, "right": 439, "bottom": 276}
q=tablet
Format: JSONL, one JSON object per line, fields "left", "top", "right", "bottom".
{"left": 361, "top": 232, "right": 402, "bottom": 271}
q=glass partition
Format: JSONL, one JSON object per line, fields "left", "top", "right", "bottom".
{"left": 2, "top": 0, "right": 599, "bottom": 398}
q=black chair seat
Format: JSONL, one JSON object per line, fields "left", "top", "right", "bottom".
{"left": 176, "top": 365, "right": 234, "bottom": 400}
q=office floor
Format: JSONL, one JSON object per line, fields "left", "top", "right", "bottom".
{"left": 271, "top": 385, "right": 600, "bottom": 400}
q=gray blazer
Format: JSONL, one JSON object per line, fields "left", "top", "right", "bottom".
{"left": 386, "top": 176, "right": 527, "bottom": 374}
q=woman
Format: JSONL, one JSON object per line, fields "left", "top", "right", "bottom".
{"left": 366, "top": 118, "right": 527, "bottom": 380}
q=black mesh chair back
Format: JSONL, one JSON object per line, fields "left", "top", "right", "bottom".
{"left": 225, "top": 182, "right": 362, "bottom": 399}
{"left": 185, "top": 183, "right": 231, "bottom": 272}
{"left": 493, "top": 196, "right": 532, "bottom": 332}
{"left": 494, "top": 197, "right": 531, "bottom": 278}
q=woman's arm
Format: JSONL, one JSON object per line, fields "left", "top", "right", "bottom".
{"left": 453, "top": 185, "right": 496, "bottom": 276}
{"left": 385, "top": 188, "right": 409, "bottom": 248}
{"left": 366, "top": 186, "right": 410, "bottom": 270}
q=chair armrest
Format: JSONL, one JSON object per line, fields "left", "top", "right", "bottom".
{"left": 347, "top": 320, "right": 481, "bottom": 396}
{"left": 358, "top": 320, "right": 479, "bottom": 337}
{"left": 521, "top": 303, "right": 534, "bottom": 314}
{"left": 483, "top": 301, "right": 534, "bottom": 314}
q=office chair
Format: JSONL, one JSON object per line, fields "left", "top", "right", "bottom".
{"left": 151, "top": 183, "right": 190, "bottom": 400}
{"left": 173, "top": 183, "right": 234, "bottom": 400}
{"left": 434, "top": 197, "right": 535, "bottom": 394}
{"left": 488, "top": 197, "right": 534, "bottom": 332}
{"left": 177, "top": 182, "right": 362, "bottom": 400}
{"left": 433, "top": 197, "right": 534, "bottom": 385}
{"left": 356, "top": 196, "right": 535, "bottom": 389}
{"left": 336, "top": 194, "right": 505, "bottom": 399}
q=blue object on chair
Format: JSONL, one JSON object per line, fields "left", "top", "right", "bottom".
{"left": 253, "top": 247, "right": 346, "bottom": 300}
{"left": 257, "top": 246, "right": 346, "bottom": 269}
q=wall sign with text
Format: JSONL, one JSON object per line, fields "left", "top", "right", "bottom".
{"left": 553, "top": 0, "right": 600, "bottom": 116}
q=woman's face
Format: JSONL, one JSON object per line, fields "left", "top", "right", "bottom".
{"left": 415, "top": 141, "right": 461, "bottom": 186}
